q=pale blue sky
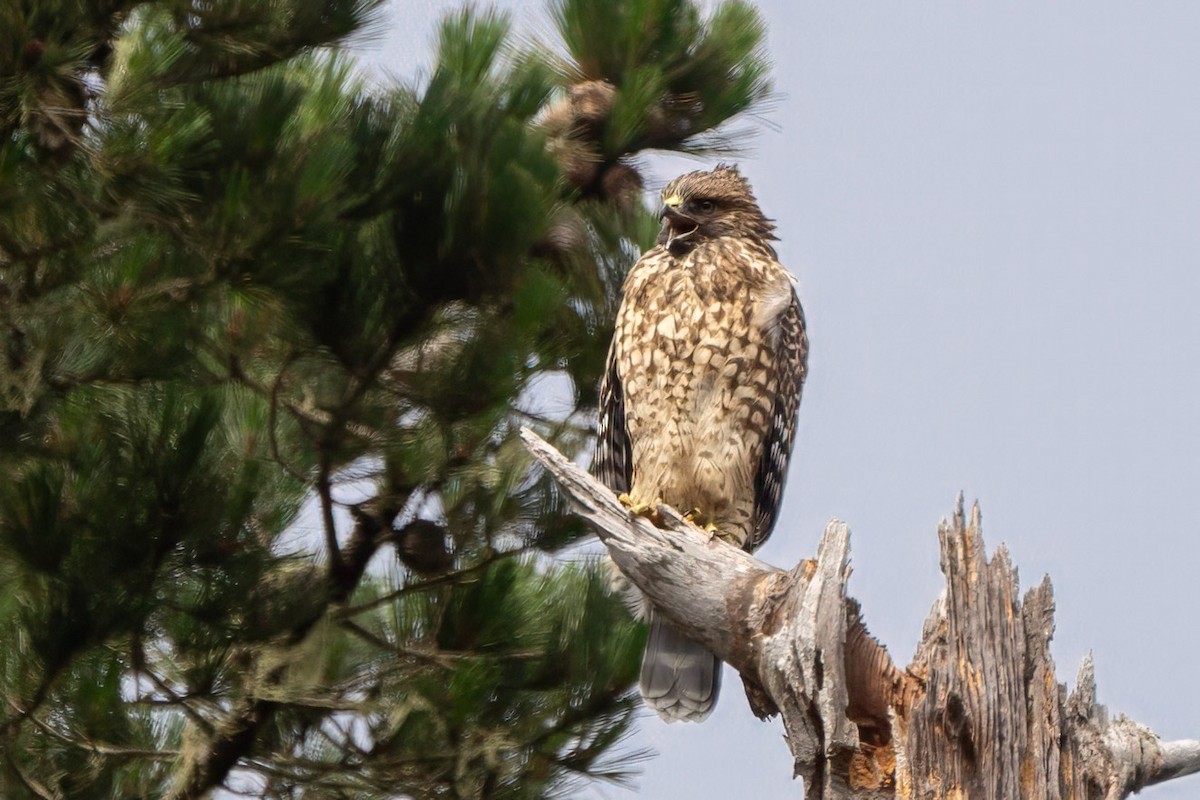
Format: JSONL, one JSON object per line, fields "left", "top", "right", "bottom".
{"left": 365, "top": 3, "right": 1200, "bottom": 797}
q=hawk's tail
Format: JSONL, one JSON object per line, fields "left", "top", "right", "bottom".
{"left": 639, "top": 610, "right": 721, "bottom": 723}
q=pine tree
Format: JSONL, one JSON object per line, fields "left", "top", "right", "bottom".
{"left": 0, "top": 1, "right": 771, "bottom": 797}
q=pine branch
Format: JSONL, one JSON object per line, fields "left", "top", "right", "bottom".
{"left": 175, "top": 697, "right": 276, "bottom": 800}
{"left": 333, "top": 549, "right": 524, "bottom": 619}
{"left": 171, "top": 500, "right": 398, "bottom": 798}
{"left": 21, "top": 706, "right": 178, "bottom": 760}
{"left": 5, "top": 751, "right": 55, "bottom": 800}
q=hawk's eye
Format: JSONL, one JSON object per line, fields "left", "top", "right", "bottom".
{"left": 696, "top": 199, "right": 715, "bottom": 213}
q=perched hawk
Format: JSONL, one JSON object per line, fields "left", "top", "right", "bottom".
{"left": 597, "top": 165, "right": 808, "bottom": 722}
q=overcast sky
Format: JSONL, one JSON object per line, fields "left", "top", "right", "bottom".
{"left": 363, "top": 3, "right": 1200, "bottom": 797}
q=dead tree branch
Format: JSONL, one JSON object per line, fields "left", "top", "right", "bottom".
{"left": 520, "top": 427, "right": 1200, "bottom": 799}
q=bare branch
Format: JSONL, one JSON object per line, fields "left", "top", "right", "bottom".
{"left": 1155, "top": 739, "right": 1200, "bottom": 784}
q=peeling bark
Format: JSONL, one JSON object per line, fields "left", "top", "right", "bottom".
{"left": 520, "top": 428, "right": 1200, "bottom": 799}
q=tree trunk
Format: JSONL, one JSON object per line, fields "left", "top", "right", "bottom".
{"left": 520, "top": 429, "right": 1200, "bottom": 799}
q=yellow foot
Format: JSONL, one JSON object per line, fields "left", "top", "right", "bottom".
{"left": 712, "top": 529, "right": 745, "bottom": 548}
{"left": 682, "top": 509, "right": 725, "bottom": 540}
{"left": 694, "top": 521, "right": 745, "bottom": 548}
{"left": 617, "top": 493, "right": 662, "bottom": 525}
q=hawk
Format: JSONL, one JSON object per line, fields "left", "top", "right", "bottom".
{"left": 597, "top": 165, "right": 808, "bottom": 722}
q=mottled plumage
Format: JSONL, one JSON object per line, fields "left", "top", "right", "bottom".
{"left": 597, "top": 165, "right": 808, "bottom": 722}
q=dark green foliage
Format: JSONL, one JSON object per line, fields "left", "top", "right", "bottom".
{"left": 0, "top": 0, "right": 771, "bottom": 797}
{"left": 552, "top": 0, "right": 772, "bottom": 154}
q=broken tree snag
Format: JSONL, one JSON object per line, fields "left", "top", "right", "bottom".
{"left": 752, "top": 519, "right": 859, "bottom": 794}
{"left": 518, "top": 429, "right": 1200, "bottom": 799}
{"left": 901, "top": 499, "right": 1029, "bottom": 797}
{"left": 890, "top": 498, "right": 1200, "bottom": 799}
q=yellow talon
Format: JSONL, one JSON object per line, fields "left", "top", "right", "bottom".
{"left": 690, "top": 518, "right": 743, "bottom": 548}
{"left": 680, "top": 509, "right": 724, "bottom": 540}
{"left": 715, "top": 531, "right": 744, "bottom": 547}
{"left": 683, "top": 509, "right": 719, "bottom": 528}
{"left": 618, "top": 493, "right": 662, "bottom": 525}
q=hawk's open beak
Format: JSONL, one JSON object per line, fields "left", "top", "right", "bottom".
{"left": 658, "top": 197, "right": 698, "bottom": 250}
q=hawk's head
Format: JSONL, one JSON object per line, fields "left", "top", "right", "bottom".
{"left": 656, "top": 164, "right": 777, "bottom": 255}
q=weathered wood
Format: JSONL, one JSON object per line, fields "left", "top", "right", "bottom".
{"left": 520, "top": 428, "right": 1200, "bottom": 799}
{"left": 902, "top": 501, "right": 1030, "bottom": 797}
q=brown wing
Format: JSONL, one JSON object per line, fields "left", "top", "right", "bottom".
{"left": 595, "top": 345, "right": 632, "bottom": 495}
{"left": 748, "top": 289, "right": 808, "bottom": 551}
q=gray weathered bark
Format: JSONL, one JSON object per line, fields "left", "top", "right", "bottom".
{"left": 520, "top": 428, "right": 1200, "bottom": 799}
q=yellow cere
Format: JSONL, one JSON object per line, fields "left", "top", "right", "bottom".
{"left": 663, "top": 194, "right": 683, "bottom": 208}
